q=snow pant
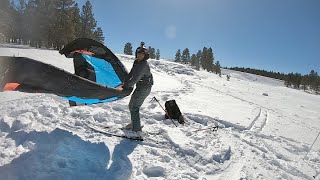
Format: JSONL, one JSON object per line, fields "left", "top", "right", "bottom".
{"left": 129, "top": 84, "right": 152, "bottom": 132}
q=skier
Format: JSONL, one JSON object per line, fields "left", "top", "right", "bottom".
{"left": 227, "top": 75, "right": 231, "bottom": 81}
{"left": 118, "top": 42, "right": 153, "bottom": 137}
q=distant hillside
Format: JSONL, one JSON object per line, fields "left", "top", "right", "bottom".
{"left": 222, "top": 68, "right": 284, "bottom": 87}
{"left": 228, "top": 67, "right": 286, "bottom": 81}
{"left": 228, "top": 67, "right": 320, "bottom": 93}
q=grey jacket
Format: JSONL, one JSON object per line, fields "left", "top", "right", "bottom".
{"left": 123, "top": 60, "right": 153, "bottom": 89}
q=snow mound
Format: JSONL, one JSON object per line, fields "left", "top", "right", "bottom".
{"left": 143, "top": 165, "right": 165, "bottom": 177}
{"left": 150, "top": 60, "right": 195, "bottom": 76}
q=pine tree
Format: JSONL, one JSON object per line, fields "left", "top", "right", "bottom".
{"left": 293, "top": 73, "right": 302, "bottom": 89}
{"left": 20, "top": 0, "right": 33, "bottom": 44}
{"left": 285, "top": 73, "right": 294, "bottom": 87}
{"left": 0, "top": 0, "right": 16, "bottom": 42}
{"left": 200, "top": 47, "right": 215, "bottom": 72}
{"left": 10, "top": 1, "right": 19, "bottom": 43}
{"left": 15, "top": 0, "right": 27, "bottom": 44}
{"left": 175, "top": 49, "right": 181, "bottom": 62}
{"left": 215, "top": 61, "right": 221, "bottom": 75}
{"left": 316, "top": 76, "right": 320, "bottom": 92}
{"left": 190, "top": 54, "right": 197, "bottom": 67}
{"left": 52, "top": 0, "right": 76, "bottom": 49}
{"left": 1, "top": 0, "right": 103, "bottom": 48}
{"left": 301, "top": 75, "right": 309, "bottom": 91}
{"left": 196, "top": 50, "right": 201, "bottom": 70}
{"left": 156, "top": 49, "right": 160, "bottom": 60}
{"left": 201, "top": 47, "right": 208, "bottom": 70}
{"left": 31, "top": 0, "right": 56, "bottom": 47}
{"left": 181, "top": 48, "right": 190, "bottom": 64}
{"left": 72, "top": 3, "right": 81, "bottom": 38}
{"left": 207, "top": 48, "right": 214, "bottom": 72}
{"left": 0, "top": 0, "right": 10, "bottom": 26}
{"left": 80, "top": 0, "right": 97, "bottom": 38}
{"left": 148, "top": 46, "right": 156, "bottom": 59}
{"left": 309, "top": 70, "right": 319, "bottom": 91}
{"left": 124, "top": 42, "right": 133, "bottom": 55}
{"left": 93, "top": 27, "right": 104, "bottom": 43}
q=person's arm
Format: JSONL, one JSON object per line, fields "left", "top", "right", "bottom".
{"left": 135, "top": 47, "right": 140, "bottom": 58}
{"left": 123, "top": 62, "right": 147, "bottom": 89}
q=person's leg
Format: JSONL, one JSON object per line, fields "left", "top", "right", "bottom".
{"left": 129, "top": 85, "right": 151, "bottom": 132}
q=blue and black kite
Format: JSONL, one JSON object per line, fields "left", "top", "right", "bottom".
{"left": 0, "top": 38, "right": 131, "bottom": 105}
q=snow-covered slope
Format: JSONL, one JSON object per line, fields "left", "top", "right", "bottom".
{"left": 222, "top": 68, "right": 285, "bottom": 87}
{"left": 1, "top": 46, "right": 320, "bottom": 180}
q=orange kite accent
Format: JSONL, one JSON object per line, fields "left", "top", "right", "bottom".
{"left": 3, "top": 83, "right": 20, "bottom": 91}
{"left": 72, "top": 50, "right": 95, "bottom": 56}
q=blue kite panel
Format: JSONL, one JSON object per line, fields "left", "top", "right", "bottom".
{"left": 65, "top": 54, "right": 123, "bottom": 104}
{"left": 82, "top": 54, "right": 122, "bottom": 88}
{"left": 67, "top": 96, "right": 120, "bottom": 104}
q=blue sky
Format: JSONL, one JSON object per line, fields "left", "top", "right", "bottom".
{"left": 76, "top": 0, "right": 319, "bottom": 74}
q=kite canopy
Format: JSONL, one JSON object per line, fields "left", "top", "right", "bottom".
{"left": 0, "top": 38, "right": 131, "bottom": 104}
{"left": 59, "top": 38, "right": 128, "bottom": 83}
{"left": 59, "top": 38, "right": 131, "bottom": 104}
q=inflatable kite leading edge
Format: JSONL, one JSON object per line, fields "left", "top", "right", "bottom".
{"left": 0, "top": 38, "right": 131, "bottom": 104}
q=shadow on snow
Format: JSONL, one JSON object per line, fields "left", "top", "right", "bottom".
{"left": 0, "top": 125, "right": 138, "bottom": 180}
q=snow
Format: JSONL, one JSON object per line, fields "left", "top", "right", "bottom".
{"left": 143, "top": 165, "right": 166, "bottom": 177}
{"left": 1, "top": 45, "right": 320, "bottom": 179}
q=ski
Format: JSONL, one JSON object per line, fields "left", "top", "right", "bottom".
{"left": 87, "top": 124, "right": 144, "bottom": 141}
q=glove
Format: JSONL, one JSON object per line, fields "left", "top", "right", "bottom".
{"left": 118, "top": 87, "right": 133, "bottom": 98}
{"left": 116, "top": 84, "right": 124, "bottom": 90}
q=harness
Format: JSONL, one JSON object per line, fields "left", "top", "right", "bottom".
{"left": 137, "top": 74, "right": 153, "bottom": 85}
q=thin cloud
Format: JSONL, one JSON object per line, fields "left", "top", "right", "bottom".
{"left": 165, "top": 25, "right": 177, "bottom": 40}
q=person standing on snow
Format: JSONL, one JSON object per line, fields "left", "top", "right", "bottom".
{"left": 119, "top": 42, "right": 153, "bottom": 133}
{"left": 135, "top": 41, "right": 145, "bottom": 58}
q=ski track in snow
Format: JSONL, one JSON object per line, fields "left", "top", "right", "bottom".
{"left": 0, "top": 47, "right": 320, "bottom": 179}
